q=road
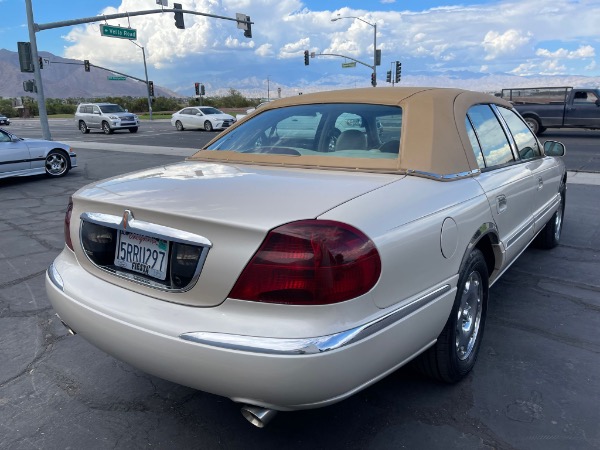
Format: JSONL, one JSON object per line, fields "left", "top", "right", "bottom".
{"left": 4, "top": 118, "right": 600, "bottom": 172}
{"left": 0, "top": 120, "right": 599, "bottom": 449}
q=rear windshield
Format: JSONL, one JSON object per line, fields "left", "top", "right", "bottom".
{"left": 204, "top": 103, "right": 402, "bottom": 159}
{"left": 99, "top": 104, "right": 125, "bottom": 113}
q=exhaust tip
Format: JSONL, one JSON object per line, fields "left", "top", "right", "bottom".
{"left": 55, "top": 313, "right": 76, "bottom": 335}
{"left": 240, "top": 405, "right": 277, "bottom": 428}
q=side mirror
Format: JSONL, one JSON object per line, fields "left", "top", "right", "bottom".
{"left": 595, "top": 99, "right": 600, "bottom": 107}
{"left": 544, "top": 140, "right": 565, "bottom": 157}
{"left": 125, "top": 109, "right": 129, "bottom": 112}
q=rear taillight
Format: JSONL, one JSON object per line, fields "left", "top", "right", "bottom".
{"left": 64, "top": 196, "right": 74, "bottom": 251}
{"left": 229, "top": 220, "right": 381, "bottom": 305}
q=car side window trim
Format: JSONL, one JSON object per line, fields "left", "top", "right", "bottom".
{"left": 466, "top": 104, "right": 515, "bottom": 169}
{"left": 491, "top": 104, "right": 542, "bottom": 163}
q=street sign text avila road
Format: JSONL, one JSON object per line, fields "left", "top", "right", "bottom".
{"left": 100, "top": 25, "right": 137, "bottom": 40}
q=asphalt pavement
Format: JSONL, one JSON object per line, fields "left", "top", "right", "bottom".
{"left": 0, "top": 126, "right": 599, "bottom": 449}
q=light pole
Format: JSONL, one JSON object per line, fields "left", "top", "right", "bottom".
{"left": 130, "top": 40, "right": 152, "bottom": 120}
{"left": 331, "top": 15, "right": 377, "bottom": 86}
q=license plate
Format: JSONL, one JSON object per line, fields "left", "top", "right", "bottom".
{"left": 114, "top": 231, "right": 170, "bottom": 280}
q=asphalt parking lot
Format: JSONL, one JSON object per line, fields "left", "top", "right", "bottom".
{"left": 1, "top": 128, "right": 599, "bottom": 449}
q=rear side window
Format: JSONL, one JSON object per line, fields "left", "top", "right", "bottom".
{"left": 467, "top": 105, "right": 514, "bottom": 168}
{"left": 497, "top": 107, "right": 541, "bottom": 160}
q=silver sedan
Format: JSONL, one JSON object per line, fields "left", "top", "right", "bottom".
{"left": 171, "top": 106, "right": 236, "bottom": 132}
{"left": 0, "top": 128, "right": 76, "bottom": 179}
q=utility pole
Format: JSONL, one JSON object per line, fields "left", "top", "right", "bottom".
{"left": 25, "top": 0, "right": 51, "bottom": 140}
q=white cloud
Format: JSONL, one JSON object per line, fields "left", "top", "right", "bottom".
{"left": 536, "top": 45, "right": 595, "bottom": 59}
{"left": 381, "top": 0, "right": 396, "bottom": 3}
{"left": 56, "top": 0, "right": 600, "bottom": 94}
{"left": 585, "top": 60, "right": 597, "bottom": 71}
{"left": 482, "top": 29, "right": 532, "bottom": 60}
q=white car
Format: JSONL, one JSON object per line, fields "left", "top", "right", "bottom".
{"left": 0, "top": 128, "right": 76, "bottom": 179}
{"left": 47, "top": 88, "right": 566, "bottom": 428}
{"left": 0, "top": 114, "right": 10, "bottom": 125}
{"left": 171, "top": 106, "right": 236, "bottom": 132}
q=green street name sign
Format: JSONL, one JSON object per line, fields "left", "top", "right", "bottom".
{"left": 107, "top": 76, "right": 126, "bottom": 81}
{"left": 342, "top": 62, "right": 356, "bottom": 68}
{"left": 100, "top": 25, "right": 137, "bottom": 40}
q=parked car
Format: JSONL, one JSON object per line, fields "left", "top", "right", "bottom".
{"left": 0, "top": 114, "right": 10, "bottom": 125}
{"left": 47, "top": 88, "right": 566, "bottom": 428}
{"left": 501, "top": 86, "right": 600, "bottom": 134}
{"left": 0, "top": 128, "right": 76, "bottom": 179}
{"left": 75, "top": 103, "right": 140, "bottom": 134}
{"left": 235, "top": 100, "right": 273, "bottom": 120}
{"left": 171, "top": 106, "right": 236, "bottom": 131}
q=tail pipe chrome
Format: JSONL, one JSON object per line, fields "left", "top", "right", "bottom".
{"left": 55, "top": 313, "right": 76, "bottom": 335}
{"left": 240, "top": 405, "right": 277, "bottom": 428}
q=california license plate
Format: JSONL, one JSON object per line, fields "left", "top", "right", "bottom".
{"left": 114, "top": 231, "right": 170, "bottom": 280}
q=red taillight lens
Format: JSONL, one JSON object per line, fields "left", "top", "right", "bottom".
{"left": 64, "top": 196, "right": 74, "bottom": 251}
{"left": 229, "top": 220, "right": 381, "bottom": 305}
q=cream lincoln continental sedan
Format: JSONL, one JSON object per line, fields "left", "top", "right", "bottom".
{"left": 47, "top": 88, "right": 566, "bottom": 427}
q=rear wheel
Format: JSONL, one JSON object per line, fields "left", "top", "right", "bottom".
{"left": 79, "top": 121, "right": 90, "bottom": 134}
{"left": 204, "top": 121, "right": 213, "bottom": 132}
{"left": 535, "top": 188, "right": 566, "bottom": 249}
{"left": 524, "top": 116, "right": 541, "bottom": 135}
{"left": 45, "top": 150, "right": 70, "bottom": 177}
{"left": 129, "top": 127, "right": 138, "bottom": 133}
{"left": 175, "top": 120, "right": 184, "bottom": 131}
{"left": 416, "top": 249, "right": 488, "bottom": 383}
{"left": 102, "top": 121, "right": 113, "bottom": 134}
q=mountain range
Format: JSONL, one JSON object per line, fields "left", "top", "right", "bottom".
{"left": 0, "top": 49, "right": 178, "bottom": 99}
{"left": 2, "top": 48, "right": 600, "bottom": 100}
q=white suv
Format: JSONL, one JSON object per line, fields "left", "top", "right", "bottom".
{"left": 75, "top": 103, "right": 140, "bottom": 134}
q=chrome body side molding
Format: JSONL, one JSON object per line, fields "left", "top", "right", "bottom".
{"left": 179, "top": 284, "right": 452, "bottom": 355}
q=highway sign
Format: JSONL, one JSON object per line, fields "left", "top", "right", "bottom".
{"left": 100, "top": 25, "right": 137, "bottom": 40}
{"left": 342, "top": 62, "right": 356, "bottom": 68}
{"left": 107, "top": 76, "right": 127, "bottom": 81}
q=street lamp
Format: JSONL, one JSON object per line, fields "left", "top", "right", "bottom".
{"left": 130, "top": 40, "right": 153, "bottom": 120}
{"left": 331, "top": 15, "right": 377, "bottom": 86}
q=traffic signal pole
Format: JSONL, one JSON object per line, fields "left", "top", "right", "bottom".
{"left": 25, "top": 0, "right": 50, "bottom": 140}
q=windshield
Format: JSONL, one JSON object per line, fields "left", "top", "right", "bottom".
{"left": 99, "top": 104, "right": 126, "bottom": 113}
{"left": 204, "top": 103, "right": 402, "bottom": 159}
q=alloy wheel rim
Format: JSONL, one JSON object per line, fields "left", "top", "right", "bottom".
{"left": 46, "top": 154, "right": 66, "bottom": 175}
{"left": 455, "top": 271, "right": 483, "bottom": 360}
{"left": 554, "top": 200, "right": 563, "bottom": 241}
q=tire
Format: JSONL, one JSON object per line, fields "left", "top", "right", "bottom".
{"left": 45, "top": 150, "right": 70, "bottom": 177}
{"left": 129, "top": 127, "right": 138, "bottom": 133}
{"left": 416, "top": 249, "right": 488, "bottom": 383}
{"left": 79, "top": 121, "right": 90, "bottom": 134}
{"left": 535, "top": 188, "right": 566, "bottom": 249}
{"left": 204, "top": 121, "right": 213, "bottom": 132}
{"left": 175, "top": 121, "right": 184, "bottom": 131}
{"left": 524, "top": 116, "right": 541, "bottom": 135}
{"left": 102, "top": 121, "right": 113, "bottom": 134}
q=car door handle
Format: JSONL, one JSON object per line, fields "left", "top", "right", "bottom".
{"left": 538, "top": 176, "right": 543, "bottom": 190}
{"left": 496, "top": 195, "right": 507, "bottom": 214}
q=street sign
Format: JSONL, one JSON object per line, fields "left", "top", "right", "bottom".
{"left": 107, "top": 76, "right": 127, "bottom": 81}
{"left": 100, "top": 25, "right": 137, "bottom": 40}
{"left": 342, "top": 62, "right": 356, "bottom": 68}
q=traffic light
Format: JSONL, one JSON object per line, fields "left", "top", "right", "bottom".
{"left": 371, "top": 72, "right": 376, "bottom": 87}
{"left": 304, "top": 50, "right": 309, "bottom": 66}
{"left": 84, "top": 59, "right": 90, "bottom": 72}
{"left": 174, "top": 3, "right": 185, "bottom": 29}
{"left": 386, "top": 70, "right": 391, "bottom": 83}
{"left": 195, "top": 82, "right": 200, "bottom": 95}
{"left": 22, "top": 80, "right": 36, "bottom": 93}
{"left": 200, "top": 84, "right": 205, "bottom": 96}
{"left": 38, "top": 57, "right": 43, "bottom": 69}
{"left": 148, "top": 81, "right": 154, "bottom": 97}
{"left": 244, "top": 15, "right": 252, "bottom": 38}
{"left": 395, "top": 61, "right": 401, "bottom": 83}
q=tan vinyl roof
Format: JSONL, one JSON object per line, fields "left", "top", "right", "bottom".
{"left": 189, "top": 87, "right": 513, "bottom": 178}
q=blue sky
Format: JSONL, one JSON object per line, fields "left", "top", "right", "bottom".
{"left": 1, "top": 0, "right": 599, "bottom": 96}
